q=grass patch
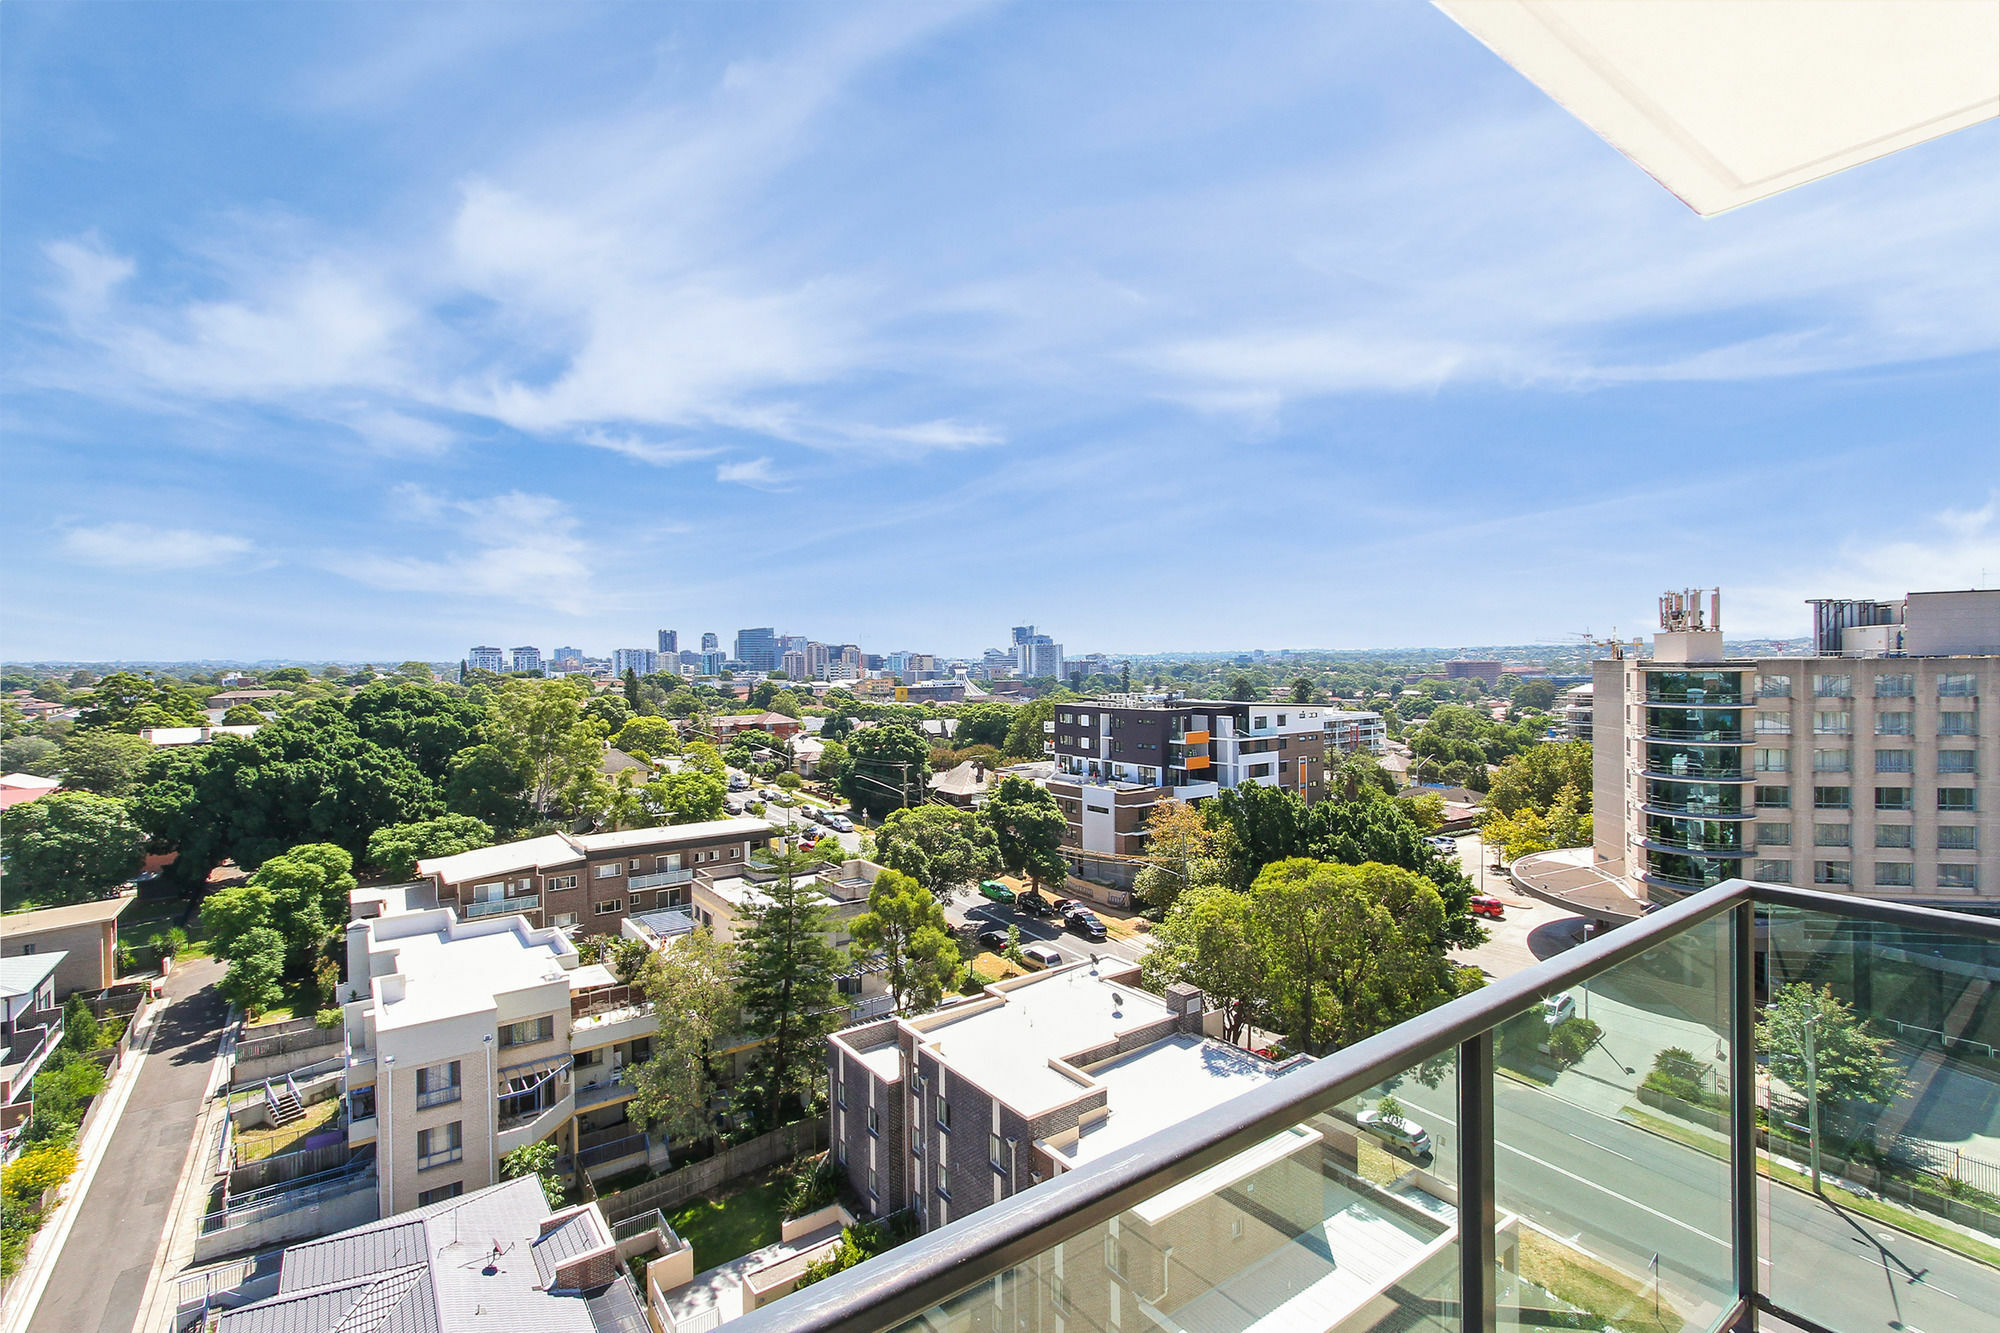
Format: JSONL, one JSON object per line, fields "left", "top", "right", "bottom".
{"left": 669, "top": 1176, "right": 789, "bottom": 1271}
{"left": 1097, "top": 914, "right": 1148, "bottom": 942}
{"left": 1517, "top": 1228, "right": 1684, "bottom": 1333}
{"left": 969, "top": 952, "right": 1027, "bottom": 983}
{"left": 234, "top": 1097, "right": 341, "bottom": 1162}
{"left": 1353, "top": 1136, "right": 1409, "bottom": 1189}
{"left": 246, "top": 979, "right": 321, "bottom": 1026}
{"left": 1619, "top": 1106, "right": 2000, "bottom": 1270}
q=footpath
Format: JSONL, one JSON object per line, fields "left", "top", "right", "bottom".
{"left": 0, "top": 958, "right": 226, "bottom": 1333}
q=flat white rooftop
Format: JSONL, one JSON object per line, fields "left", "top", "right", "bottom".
{"left": 417, "top": 833, "right": 581, "bottom": 883}
{"left": 368, "top": 917, "right": 572, "bottom": 1030}
{"left": 1052, "top": 1034, "right": 1292, "bottom": 1168}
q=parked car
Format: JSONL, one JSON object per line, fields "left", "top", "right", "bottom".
{"left": 728, "top": 774, "right": 750, "bottom": 791}
{"left": 1543, "top": 993, "right": 1577, "bottom": 1025}
{"left": 1051, "top": 898, "right": 1080, "bottom": 917}
{"left": 1357, "top": 1108, "right": 1433, "bottom": 1157}
{"left": 1468, "top": 895, "right": 1505, "bottom": 919}
{"left": 979, "top": 880, "right": 1017, "bottom": 904}
{"left": 1427, "top": 836, "right": 1458, "bottom": 853}
{"left": 1019, "top": 944, "right": 1064, "bottom": 970}
{"left": 1067, "top": 912, "right": 1107, "bottom": 941}
{"left": 1016, "top": 892, "right": 1053, "bottom": 916}
{"left": 976, "top": 928, "right": 1010, "bottom": 951}
{"left": 826, "top": 814, "right": 854, "bottom": 833}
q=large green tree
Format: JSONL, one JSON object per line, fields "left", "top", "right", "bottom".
{"left": 344, "top": 682, "right": 485, "bottom": 783}
{"left": 629, "top": 928, "right": 742, "bottom": 1145}
{"left": 645, "top": 769, "right": 729, "bottom": 824}
{"left": 55, "top": 731, "right": 153, "bottom": 797}
{"left": 485, "top": 677, "right": 606, "bottom": 815}
{"left": 1485, "top": 741, "right": 1594, "bottom": 817}
{"left": 850, "top": 869, "right": 960, "bottom": 1013}
{"left": 614, "top": 716, "right": 680, "bottom": 759}
{"left": 871, "top": 805, "right": 1000, "bottom": 900}
{"left": 443, "top": 744, "right": 533, "bottom": 831}
{"left": 840, "top": 724, "right": 930, "bottom": 819}
{"left": 0, "top": 792, "right": 145, "bottom": 905}
{"left": 1142, "top": 885, "right": 1264, "bottom": 1045}
{"left": 366, "top": 815, "right": 496, "bottom": 879}
{"left": 218, "top": 926, "right": 286, "bottom": 1015}
{"left": 952, "top": 702, "right": 1016, "bottom": 750}
{"left": 983, "top": 775, "right": 1068, "bottom": 893}
{"left": 1758, "top": 983, "right": 1904, "bottom": 1118}
{"left": 73, "top": 672, "right": 206, "bottom": 732}
{"left": 737, "top": 847, "right": 847, "bottom": 1129}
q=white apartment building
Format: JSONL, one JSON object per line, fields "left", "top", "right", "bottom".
{"left": 510, "top": 646, "right": 543, "bottom": 674}
{"left": 1595, "top": 588, "right": 1999, "bottom": 910}
{"left": 467, "top": 646, "right": 505, "bottom": 673}
{"left": 612, "top": 647, "right": 659, "bottom": 676}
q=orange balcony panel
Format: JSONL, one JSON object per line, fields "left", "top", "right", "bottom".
{"left": 1177, "top": 731, "right": 1211, "bottom": 745}
{"left": 1184, "top": 755, "right": 1211, "bottom": 771}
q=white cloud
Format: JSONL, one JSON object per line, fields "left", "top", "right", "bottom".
{"left": 335, "top": 488, "right": 603, "bottom": 615}
{"left": 343, "top": 408, "right": 456, "bottom": 456}
{"left": 60, "top": 523, "right": 254, "bottom": 571}
{"left": 45, "top": 235, "right": 134, "bottom": 323}
{"left": 716, "top": 457, "right": 786, "bottom": 488}
{"left": 572, "top": 429, "right": 721, "bottom": 467}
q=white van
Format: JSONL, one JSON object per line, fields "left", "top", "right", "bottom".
{"left": 1019, "top": 945, "right": 1064, "bottom": 971}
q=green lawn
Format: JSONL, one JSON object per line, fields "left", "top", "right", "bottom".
{"left": 669, "top": 1177, "right": 789, "bottom": 1272}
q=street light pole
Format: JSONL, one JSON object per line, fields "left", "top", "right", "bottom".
{"left": 1802, "top": 1011, "right": 1823, "bottom": 1192}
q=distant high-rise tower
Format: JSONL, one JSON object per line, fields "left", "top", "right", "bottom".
{"left": 735, "top": 627, "right": 778, "bottom": 672}
{"left": 509, "top": 646, "right": 542, "bottom": 674}
{"left": 657, "top": 629, "right": 678, "bottom": 655}
{"left": 1011, "top": 625, "right": 1035, "bottom": 646}
{"left": 613, "top": 648, "right": 659, "bottom": 676}
{"left": 701, "top": 632, "right": 719, "bottom": 654}
{"left": 468, "top": 646, "right": 505, "bottom": 673}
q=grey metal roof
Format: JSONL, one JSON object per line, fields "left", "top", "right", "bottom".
{"left": 279, "top": 1221, "right": 429, "bottom": 1293}
{"left": 529, "top": 1210, "right": 607, "bottom": 1287}
{"left": 218, "top": 1270, "right": 438, "bottom": 1333}
{"left": 583, "top": 1279, "right": 649, "bottom": 1333}
{"left": 0, "top": 952, "right": 66, "bottom": 1001}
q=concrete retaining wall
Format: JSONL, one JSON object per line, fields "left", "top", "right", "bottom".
{"left": 192, "top": 1178, "right": 378, "bottom": 1263}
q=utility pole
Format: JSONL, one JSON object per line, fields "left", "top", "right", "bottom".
{"left": 1802, "top": 1011, "right": 1823, "bottom": 1192}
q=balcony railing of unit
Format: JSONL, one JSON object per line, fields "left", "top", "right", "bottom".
{"left": 465, "top": 895, "right": 538, "bottom": 919}
{"left": 577, "top": 1074, "right": 634, "bottom": 1109}
{"left": 629, "top": 868, "right": 695, "bottom": 891}
{"left": 732, "top": 882, "right": 2000, "bottom": 1333}
{"left": 1642, "top": 725, "right": 1748, "bottom": 744}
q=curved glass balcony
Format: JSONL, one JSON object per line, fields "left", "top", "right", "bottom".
{"left": 1644, "top": 706, "right": 1746, "bottom": 744}
{"left": 1644, "top": 780, "right": 1748, "bottom": 818}
{"left": 1645, "top": 670, "right": 1746, "bottom": 706}
{"left": 1643, "top": 815, "right": 1750, "bottom": 856}
{"left": 1642, "top": 851, "right": 1737, "bottom": 891}
{"left": 1642, "top": 743, "right": 1748, "bottom": 782}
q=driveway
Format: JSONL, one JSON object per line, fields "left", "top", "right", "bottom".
{"left": 25, "top": 957, "right": 227, "bottom": 1333}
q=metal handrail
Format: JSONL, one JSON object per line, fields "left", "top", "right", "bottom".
{"left": 734, "top": 881, "right": 2000, "bottom": 1333}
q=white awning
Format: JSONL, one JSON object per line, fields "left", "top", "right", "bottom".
{"left": 1435, "top": 0, "right": 1999, "bottom": 215}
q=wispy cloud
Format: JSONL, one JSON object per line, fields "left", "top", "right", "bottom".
{"left": 716, "top": 457, "right": 786, "bottom": 488}
{"left": 336, "top": 487, "right": 603, "bottom": 614}
{"left": 573, "top": 428, "right": 724, "bottom": 467}
{"left": 60, "top": 523, "right": 254, "bottom": 571}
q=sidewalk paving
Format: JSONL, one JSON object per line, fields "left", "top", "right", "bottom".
{"left": 15, "top": 958, "right": 226, "bottom": 1333}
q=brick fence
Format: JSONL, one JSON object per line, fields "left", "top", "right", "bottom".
{"left": 596, "top": 1119, "right": 827, "bottom": 1225}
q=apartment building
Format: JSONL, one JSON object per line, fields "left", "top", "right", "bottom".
{"left": 658, "top": 629, "right": 678, "bottom": 655}
{"left": 1046, "top": 695, "right": 1329, "bottom": 858}
{"left": 510, "top": 646, "right": 542, "bottom": 674}
{"left": 611, "top": 647, "right": 659, "bottom": 676}
{"left": 414, "top": 819, "right": 770, "bottom": 935}
{"left": 467, "top": 646, "right": 505, "bottom": 673}
{"left": 1596, "top": 588, "right": 1999, "bottom": 909}
{"left": 1324, "top": 707, "right": 1389, "bottom": 756}
{"left": 734, "top": 628, "right": 778, "bottom": 673}
{"left": 686, "top": 856, "right": 893, "bottom": 1006}
{"left": 828, "top": 960, "right": 1292, "bottom": 1235}
{"left": 1557, "top": 682, "right": 1594, "bottom": 741}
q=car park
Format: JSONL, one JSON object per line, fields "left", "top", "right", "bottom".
{"left": 1019, "top": 944, "right": 1064, "bottom": 970}
{"left": 1067, "top": 912, "right": 1107, "bottom": 941}
{"left": 976, "top": 928, "right": 1010, "bottom": 951}
{"left": 1468, "top": 895, "right": 1505, "bottom": 919}
{"left": 979, "top": 880, "right": 1016, "bottom": 904}
{"left": 1357, "top": 1108, "right": 1433, "bottom": 1157}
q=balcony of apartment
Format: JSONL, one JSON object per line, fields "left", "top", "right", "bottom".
{"left": 464, "top": 891, "right": 541, "bottom": 919}
{"left": 1643, "top": 781, "right": 1750, "bottom": 820}
{"left": 629, "top": 867, "right": 695, "bottom": 892}
{"left": 574, "top": 992, "right": 656, "bottom": 1051}
{"left": 495, "top": 1055, "right": 574, "bottom": 1156}
{"left": 734, "top": 881, "right": 2000, "bottom": 1333}
{"left": 1644, "top": 707, "right": 1748, "bottom": 745}
{"left": 0, "top": 1009, "right": 63, "bottom": 1109}
{"left": 1641, "top": 744, "right": 1751, "bottom": 784}
{"left": 1643, "top": 670, "right": 1747, "bottom": 706}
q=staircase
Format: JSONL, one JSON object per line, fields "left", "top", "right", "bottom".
{"left": 265, "top": 1078, "right": 304, "bottom": 1127}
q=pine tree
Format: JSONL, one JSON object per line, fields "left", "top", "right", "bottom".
{"left": 738, "top": 847, "right": 848, "bottom": 1129}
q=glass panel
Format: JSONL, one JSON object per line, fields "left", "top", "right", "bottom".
{"left": 1760, "top": 907, "right": 2000, "bottom": 1333}
{"left": 1645, "top": 707, "right": 1745, "bottom": 743}
{"left": 1645, "top": 671, "right": 1746, "bottom": 706}
{"left": 1645, "top": 744, "right": 1747, "bottom": 781}
{"left": 1495, "top": 913, "right": 1734, "bottom": 1333}
{"left": 879, "top": 1052, "right": 1461, "bottom": 1333}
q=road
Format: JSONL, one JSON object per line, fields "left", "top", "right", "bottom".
{"left": 942, "top": 889, "right": 1152, "bottom": 971}
{"left": 1382, "top": 1056, "right": 2000, "bottom": 1332}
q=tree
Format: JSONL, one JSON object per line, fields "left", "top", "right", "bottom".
{"left": 500, "top": 1141, "right": 566, "bottom": 1208}
{"left": 344, "top": 682, "right": 484, "bottom": 782}
{"left": 366, "top": 814, "right": 495, "bottom": 879}
{"left": 1758, "top": 983, "right": 1903, "bottom": 1124}
{"left": 1290, "top": 677, "right": 1317, "bottom": 704}
{"left": 0, "top": 792, "right": 144, "bottom": 905}
{"left": 583, "top": 693, "right": 633, "bottom": 733}
{"left": 1143, "top": 885, "right": 1265, "bottom": 1045}
{"left": 984, "top": 775, "right": 1067, "bottom": 893}
{"left": 737, "top": 847, "right": 847, "bottom": 1129}
{"left": 1132, "top": 799, "right": 1220, "bottom": 914}
{"left": 1228, "top": 673, "right": 1257, "bottom": 701}
{"left": 623, "top": 668, "right": 643, "bottom": 714}
{"left": 814, "top": 739, "right": 850, "bottom": 786}
{"left": 614, "top": 716, "right": 679, "bottom": 760}
{"left": 629, "top": 928, "right": 741, "bottom": 1145}
{"left": 244, "top": 843, "right": 358, "bottom": 975}
{"left": 1, "top": 736, "right": 58, "bottom": 774}
{"left": 218, "top": 926, "right": 287, "bottom": 1015}
{"left": 443, "top": 743, "right": 533, "bottom": 831}
{"left": 841, "top": 724, "right": 930, "bottom": 819}
{"left": 1512, "top": 679, "right": 1559, "bottom": 713}
{"left": 1485, "top": 741, "right": 1594, "bottom": 817}
{"left": 681, "top": 741, "right": 726, "bottom": 778}
{"left": 200, "top": 882, "right": 278, "bottom": 958}
{"left": 644, "top": 769, "right": 728, "bottom": 824}
{"left": 73, "top": 672, "right": 206, "bottom": 732}
{"left": 54, "top": 731, "right": 153, "bottom": 797}
{"left": 1396, "top": 791, "right": 1447, "bottom": 835}
{"left": 871, "top": 805, "right": 1000, "bottom": 900}
{"left": 953, "top": 702, "right": 1016, "bottom": 750}
{"left": 219, "top": 703, "right": 266, "bottom": 726}
{"left": 1479, "top": 784, "right": 1592, "bottom": 861}
{"left": 1001, "top": 697, "right": 1062, "bottom": 759}
{"left": 486, "top": 677, "right": 606, "bottom": 816}
{"left": 851, "top": 869, "right": 960, "bottom": 1013}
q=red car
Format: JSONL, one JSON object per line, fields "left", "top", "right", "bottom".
{"left": 1469, "top": 895, "right": 1505, "bottom": 919}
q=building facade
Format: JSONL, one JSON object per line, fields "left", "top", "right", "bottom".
{"left": 1595, "top": 588, "right": 1999, "bottom": 909}
{"left": 612, "top": 648, "right": 659, "bottom": 677}
{"left": 467, "top": 646, "right": 505, "bottom": 673}
{"left": 734, "top": 628, "right": 778, "bottom": 673}
{"left": 658, "top": 629, "right": 678, "bottom": 655}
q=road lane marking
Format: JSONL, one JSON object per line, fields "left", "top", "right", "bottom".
{"left": 1568, "top": 1133, "right": 1634, "bottom": 1162}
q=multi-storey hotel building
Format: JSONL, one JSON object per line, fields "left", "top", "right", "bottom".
{"left": 1596, "top": 588, "right": 1999, "bottom": 909}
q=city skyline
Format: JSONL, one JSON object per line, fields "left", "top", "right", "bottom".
{"left": 5, "top": 4, "right": 1997, "bottom": 661}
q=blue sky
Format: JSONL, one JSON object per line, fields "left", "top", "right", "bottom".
{"left": 5, "top": 2, "right": 1997, "bottom": 662}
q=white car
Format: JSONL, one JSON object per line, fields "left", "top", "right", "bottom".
{"left": 826, "top": 814, "right": 854, "bottom": 833}
{"left": 1357, "top": 1108, "right": 1433, "bottom": 1157}
{"left": 1542, "top": 993, "right": 1577, "bottom": 1025}
{"left": 1019, "top": 944, "right": 1064, "bottom": 970}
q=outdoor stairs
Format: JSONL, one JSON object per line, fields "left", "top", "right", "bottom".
{"left": 267, "top": 1086, "right": 304, "bottom": 1127}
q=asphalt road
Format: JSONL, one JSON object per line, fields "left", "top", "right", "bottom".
{"left": 1385, "top": 1074, "right": 2000, "bottom": 1333}
{"left": 944, "top": 893, "right": 1152, "bottom": 971}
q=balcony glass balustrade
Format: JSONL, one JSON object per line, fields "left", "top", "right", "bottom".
{"left": 1644, "top": 780, "right": 1746, "bottom": 818}
{"left": 1644, "top": 671, "right": 1746, "bottom": 706}
{"left": 1644, "top": 814, "right": 1749, "bottom": 855}
{"left": 733, "top": 883, "right": 2000, "bottom": 1333}
{"left": 1643, "top": 743, "right": 1748, "bottom": 782}
{"left": 1644, "top": 706, "right": 1746, "bottom": 744}
{"left": 465, "top": 894, "right": 538, "bottom": 919}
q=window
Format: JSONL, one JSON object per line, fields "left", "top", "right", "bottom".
{"left": 418, "top": 1181, "right": 464, "bottom": 1206}
{"left": 595, "top": 899, "right": 624, "bottom": 915}
{"left": 415, "top": 1060, "right": 461, "bottom": 1109}
{"left": 866, "top": 1106, "right": 880, "bottom": 1136}
{"left": 498, "top": 1016, "right": 554, "bottom": 1048}
{"left": 1939, "top": 788, "right": 1979, "bottom": 813}
{"left": 937, "top": 1168, "right": 951, "bottom": 1200}
{"left": 1753, "top": 860, "right": 1792, "bottom": 883}
{"left": 550, "top": 912, "right": 578, "bottom": 928}
{"left": 936, "top": 1098, "right": 951, "bottom": 1131}
{"left": 1875, "top": 787, "right": 1914, "bottom": 811}
{"left": 1876, "top": 825, "right": 1913, "bottom": 849}
{"left": 1876, "top": 711, "right": 1914, "bottom": 736}
{"left": 1813, "top": 712, "right": 1851, "bottom": 736}
{"left": 836, "top": 1081, "right": 846, "bottom": 1110}
{"left": 869, "top": 1168, "right": 878, "bottom": 1198}
{"left": 1813, "top": 787, "right": 1850, "bottom": 810}
{"left": 1758, "top": 674, "right": 1792, "bottom": 698}
{"left": 1755, "top": 823, "right": 1791, "bottom": 846}
{"left": 416, "top": 1121, "right": 463, "bottom": 1170}
{"left": 1940, "top": 712, "right": 1977, "bottom": 736}
{"left": 1938, "top": 750, "right": 1978, "bottom": 775}
{"left": 1077, "top": 713, "right": 1091, "bottom": 725}
{"left": 1939, "top": 864, "right": 1980, "bottom": 890}
{"left": 1814, "top": 861, "right": 1852, "bottom": 886}
{"left": 1813, "top": 749, "right": 1850, "bottom": 773}
{"left": 1874, "top": 863, "right": 1914, "bottom": 888}
{"left": 1754, "top": 749, "right": 1789, "bottom": 773}
{"left": 990, "top": 1133, "right": 1007, "bottom": 1174}
{"left": 837, "top": 1138, "right": 847, "bottom": 1166}
{"left": 1754, "top": 786, "right": 1791, "bottom": 809}
{"left": 1939, "top": 673, "right": 1976, "bottom": 698}
{"left": 1058, "top": 712, "right": 1073, "bottom": 724}
{"left": 1812, "top": 824, "right": 1850, "bottom": 847}
{"left": 1874, "top": 673, "right": 1914, "bottom": 698}
{"left": 1939, "top": 825, "right": 1978, "bottom": 850}
{"left": 1875, "top": 750, "right": 1912, "bottom": 773}
{"left": 594, "top": 864, "right": 621, "bottom": 879}
{"left": 1813, "top": 674, "right": 1851, "bottom": 698}
{"left": 546, "top": 875, "right": 577, "bottom": 892}
{"left": 1754, "top": 711, "right": 1791, "bottom": 735}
